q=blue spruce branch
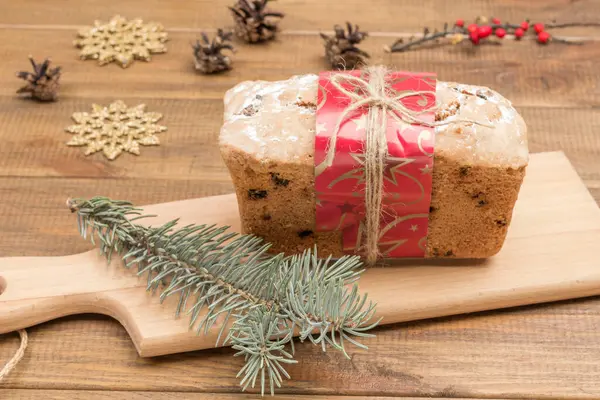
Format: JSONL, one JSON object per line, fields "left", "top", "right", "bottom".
{"left": 68, "top": 197, "right": 380, "bottom": 396}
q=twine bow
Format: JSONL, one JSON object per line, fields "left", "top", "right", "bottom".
{"left": 315, "top": 66, "right": 492, "bottom": 265}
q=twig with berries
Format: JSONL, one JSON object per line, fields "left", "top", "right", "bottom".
{"left": 386, "top": 17, "right": 597, "bottom": 52}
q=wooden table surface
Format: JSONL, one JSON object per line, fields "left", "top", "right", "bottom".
{"left": 1, "top": 0, "right": 600, "bottom": 399}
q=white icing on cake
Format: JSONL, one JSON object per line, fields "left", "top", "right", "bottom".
{"left": 220, "top": 74, "right": 528, "bottom": 168}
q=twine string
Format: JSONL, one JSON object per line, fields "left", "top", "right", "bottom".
{"left": 315, "top": 70, "right": 439, "bottom": 177}
{"left": 327, "top": 66, "right": 403, "bottom": 264}
{"left": 0, "top": 329, "right": 28, "bottom": 383}
{"left": 362, "top": 68, "right": 388, "bottom": 265}
{"left": 316, "top": 66, "right": 494, "bottom": 264}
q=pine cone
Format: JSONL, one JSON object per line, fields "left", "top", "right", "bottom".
{"left": 320, "top": 22, "right": 369, "bottom": 70}
{"left": 16, "top": 56, "right": 61, "bottom": 101}
{"left": 229, "top": 0, "right": 284, "bottom": 43}
{"left": 193, "top": 29, "right": 236, "bottom": 74}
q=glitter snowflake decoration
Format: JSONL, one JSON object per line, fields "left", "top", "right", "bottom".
{"left": 66, "top": 100, "right": 167, "bottom": 160}
{"left": 74, "top": 15, "right": 168, "bottom": 68}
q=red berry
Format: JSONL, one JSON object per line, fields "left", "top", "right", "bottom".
{"left": 455, "top": 19, "right": 465, "bottom": 27}
{"left": 492, "top": 17, "right": 501, "bottom": 24}
{"left": 495, "top": 28, "right": 506, "bottom": 38}
{"left": 533, "top": 23, "right": 544, "bottom": 33}
{"left": 514, "top": 27, "right": 525, "bottom": 39}
{"left": 537, "top": 31, "right": 551, "bottom": 44}
{"left": 520, "top": 21, "right": 529, "bottom": 30}
{"left": 467, "top": 23, "right": 478, "bottom": 33}
{"left": 478, "top": 25, "right": 493, "bottom": 38}
{"left": 469, "top": 31, "right": 480, "bottom": 44}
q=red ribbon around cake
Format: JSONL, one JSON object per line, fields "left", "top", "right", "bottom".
{"left": 314, "top": 67, "right": 436, "bottom": 261}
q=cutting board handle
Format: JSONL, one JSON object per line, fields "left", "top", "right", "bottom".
{"left": 0, "top": 252, "right": 141, "bottom": 335}
{"left": 0, "top": 275, "right": 6, "bottom": 297}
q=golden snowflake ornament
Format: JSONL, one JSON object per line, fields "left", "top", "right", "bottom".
{"left": 66, "top": 100, "right": 166, "bottom": 160}
{"left": 74, "top": 15, "right": 168, "bottom": 68}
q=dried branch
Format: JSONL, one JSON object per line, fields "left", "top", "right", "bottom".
{"left": 385, "top": 17, "right": 596, "bottom": 53}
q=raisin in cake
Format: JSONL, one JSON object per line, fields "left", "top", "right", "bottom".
{"left": 219, "top": 74, "right": 528, "bottom": 258}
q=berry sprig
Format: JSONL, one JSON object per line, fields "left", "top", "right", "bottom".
{"left": 386, "top": 17, "right": 598, "bottom": 53}
{"left": 459, "top": 18, "right": 552, "bottom": 44}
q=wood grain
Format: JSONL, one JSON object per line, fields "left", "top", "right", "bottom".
{"left": 2, "top": 29, "right": 600, "bottom": 191}
{"left": 1, "top": 103, "right": 599, "bottom": 202}
{"left": 2, "top": 153, "right": 600, "bottom": 398}
{"left": 3, "top": 152, "right": 600, "bottom": 360}
{"left": 0, "top": 177, "right": 232, "bottom": 256}
{"left": 1, "top": 0, "right": 600, "bottom": 35}
{"left": 1, "top": 30, "right": 599, "bottom": 107}
{"left": 2, "top": 0, "right": 600, "bottom": 398}
{"left": 0, "top": 391, "right": 479, "bottom": 400}
{"left": 2, "top": 301, "right": 600, "bottom": 398}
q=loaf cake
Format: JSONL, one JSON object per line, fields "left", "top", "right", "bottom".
{"left": 219, "top": 74, "right": 528, "bottom": 259}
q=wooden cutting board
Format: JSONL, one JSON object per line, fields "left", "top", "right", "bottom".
{"left": 1, "top": 151, "right": 599, "bottom": 357}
